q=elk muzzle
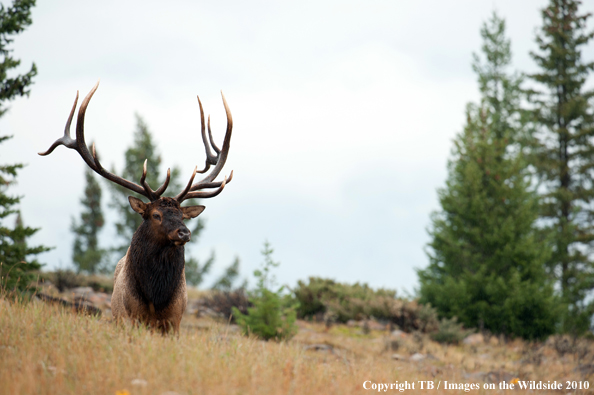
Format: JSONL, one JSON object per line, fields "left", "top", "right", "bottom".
{"left": 169, "top": 226, "right": 191, "bottom": 245}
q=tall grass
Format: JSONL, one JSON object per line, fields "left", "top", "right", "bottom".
{"left": 0, "top": 298, "right": 416, "bottom": 395}
{"left": 2, "top": 297, "right": 592, "bottom": 395}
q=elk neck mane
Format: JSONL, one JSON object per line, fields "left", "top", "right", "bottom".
{"left": 127, "top": 221, "right": 186, "bottom": 312}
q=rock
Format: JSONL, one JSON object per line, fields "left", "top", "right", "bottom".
{"left": 88, "top": 292, "right": 110, "bottom": 309}
{"left": 390, "top": 329, "right": 407, "bottom": 338}
{"left": 131, "top": 378, "right": 148, "bottom": 387}
{"left": 366, "top": 320, "right": 386, "bottom": 331}
{"left": 391, "top": 353, "right": 406, "bottom": 361}
{"left": 196, "top": 306, "right": 224, "bottom": 319}
{"left": 185, "top": 307, "right": 197, "bottom": 315}
{"left": 463, "top": 333, "right": 483, "bottom": 345}
{"left": 70, "top": 287, "right": 94, "bottom": 299}
{"left": 345, "top": 319, "right": 386, "bottom": 331}
{"left": 304, "top": 344, "right": 333, "bottom": 352}
{"left": 37, "top": 280, "right": 59, "bottom": 295}
{"left": 409, "top": 353, "right": 425, "bottom": 362}
{"left": 36, "top": 293, "right": 102, "bottom": 316}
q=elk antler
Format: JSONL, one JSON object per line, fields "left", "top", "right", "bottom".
{"left": 39, "top": 81, "right": 171, "bottom": 201}
{"left": 175, "top": 92, "right": 233, "bottom": 203}
{"left": 40, "top": 81, "right": 234, "bottom": 204}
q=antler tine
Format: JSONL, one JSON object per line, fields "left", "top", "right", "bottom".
{"left": 191, "top": 92, "right": 233, "bottom": 188}
{"left": 74, "top": 80, "right": 103, "bottom": 171}
{"left": 176, "top": 92, "right": 233, "bottom": 203}
{"left": 139, "top": 160, "right": 172, "bottom": 200}
{"left": 139, "top": 159, "right": 158, "bottom": 200}
{"left": 154, "top": 168, "right": 171, "bottom": 197}
{"left": 178, "top": 175, "right": 228, "bottom": 202}
{"left": 38, "top": 91, "right": 79, "bottom": 155}
{"left": 174, "top": 166, "right": 198, "bottom": 202}
{"left": 207, "top": 115, "right": 220, "bottom": 154}
{"left": 39, "top": 81, "right": 154, "bottom": 200}
{"left": 188, "top": 170, "right": 233, "bottom": 191}
{"left": 198, "top": 96, "right": 218, "bottom": 165}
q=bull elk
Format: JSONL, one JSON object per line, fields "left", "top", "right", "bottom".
{"left": 39, "top": 81, "right": 234, "bottom": 334}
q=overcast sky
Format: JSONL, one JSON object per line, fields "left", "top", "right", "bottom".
{"left": 2, "top": 0, "right": 593, "bottom": 294}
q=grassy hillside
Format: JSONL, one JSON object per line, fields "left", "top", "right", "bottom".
{"left": 2, "top": 295, "right": 594, "bottom": 395}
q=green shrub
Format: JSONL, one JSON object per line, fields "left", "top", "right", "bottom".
{"left": 293, "top": 277, "right": 439, "bottom": 333}
{"left": 233, "top": 241, "right": 298, "bottom": 341}
{"left": 294, "top": 277, "right": 396, "bottom": 321}
{"left": 430, "top": 317, "right": 472, "bottom": 344}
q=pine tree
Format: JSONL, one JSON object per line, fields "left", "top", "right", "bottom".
{"left": 0, "top": 0, "right": 37, "bottom": 116}
{"left": 185, "top": 253, "right": 214, "bottom": 287}
{"left": 232, "top": 241, "right": 297, "bottom": 341}
{"left": 528, "top": 0, "right": 594, "bottom": 334}
{"left": 0, "top": 136, "right": 51, "bottom": 291}
{"left": 418, "top": 13, "right": 558, "bottom": 340}
{"left": 108, "top": 114, "right": 175, "bottom": 255}
{"left": 108, "top": 114, "right": 211, "bottom": 284}
{"left": 0, "top": 1, "right": 50, "bottom": 292}
{"left": 211, "top": 256, "right": 242, "bottom": 291}
{"left": 71, "top": 167, "right": 106, "bottom": 274}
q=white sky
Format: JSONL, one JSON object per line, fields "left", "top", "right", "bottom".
{"left": 2, "top": 0, "right": 592, "bottom": 294}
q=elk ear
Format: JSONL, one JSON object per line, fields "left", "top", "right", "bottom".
{"left": 128, "top": 196, "right": 147, "bottom": 215}
{"left": 181, "top": 205, "right": 205, "bottom": 219}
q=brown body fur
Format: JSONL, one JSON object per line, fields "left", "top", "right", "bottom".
{"left": 111, "top": 197, "right": 203, "bottom": 335}
{"left": 111, "top": 250, "right": 187, "bottom": 334}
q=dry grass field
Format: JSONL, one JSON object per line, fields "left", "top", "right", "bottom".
{"left": 1, "top": 295, "right": 594, "bottom": 395}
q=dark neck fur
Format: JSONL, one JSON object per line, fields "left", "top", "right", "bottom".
{"left": 127, "top": 222, "right": 185, "bottom": 312}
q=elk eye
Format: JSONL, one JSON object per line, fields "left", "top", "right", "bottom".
{"left": 152, "top": 213, "right": 161, "bottom": 220}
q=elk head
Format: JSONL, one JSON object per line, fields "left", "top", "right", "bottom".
{"left": 128, "top": 196, "right": 204, "bottom": 246}
{"left": 39, "top": 81, "right": 233, "bottom": 227}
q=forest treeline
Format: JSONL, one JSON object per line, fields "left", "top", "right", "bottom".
{"left": 2, "top": 0, "right": 594, "bottom": 340}
{"left": 419, "top": 1, "right": 594, "bottom": 338}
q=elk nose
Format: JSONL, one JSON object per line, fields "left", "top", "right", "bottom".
{"left": 177, "top": 228, "right": 191, "bottom": 242}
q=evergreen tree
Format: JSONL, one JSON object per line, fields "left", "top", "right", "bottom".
{"left": 108, "top": 114, "right": 178, "bottom": 255}
{"left": 0, "top": 0, "right": 37, "bottom": 116}
{"left": 0, "top": 136, "right": 51, "bottom": 291}
{"left": 232, "top": 241, "right": 297, "bottom": 341}
{"left": 108, "top": 114, "right": 211, "bottom": 283}
{"left": 0, "top": 1, "right": 50, "bottom": 292}
{"left": 185, "top": 253, "right": 214, "bottom": 287}
{"left": 71, "top": 167, "right": 106, "bottom": 274}
{"left": 528, "top": 0, "right": 594, "bottom": 334}
{"left": 418, "top": 13, "right": 558, "bottom": 340}
{"left": 211, "top": 256, "right": 242, "bottom": 291}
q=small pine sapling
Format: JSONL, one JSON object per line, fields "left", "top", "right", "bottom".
{"left": 232, "top": 241, "right": 298, "bottom": 341}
